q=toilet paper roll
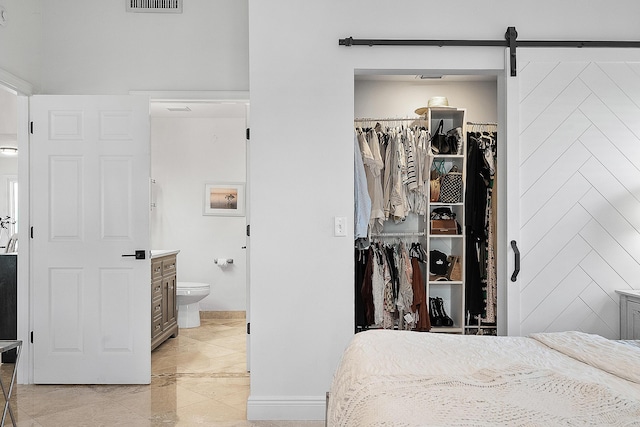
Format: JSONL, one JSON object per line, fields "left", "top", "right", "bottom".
{"left": 216, "top": 258, "right": 228, "bottom": 267}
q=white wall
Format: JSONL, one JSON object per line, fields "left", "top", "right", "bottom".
{"left": 355, "top": 79, "right": 497, "bottom": 123}
{"left": 0, "top": 0, "right": 42, "bottom": 90}
{"left": 248, "top": 0, "right": 640, "bottom": 420}
{"left": 39, "top": 0, "right": 248, "bottom": 94}
{"left": 151, "top": 109, "right": 247, "bottom": 311}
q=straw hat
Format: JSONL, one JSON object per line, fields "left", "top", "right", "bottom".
{"left": 415, "top": 96, "right": 449, "bottom": 115}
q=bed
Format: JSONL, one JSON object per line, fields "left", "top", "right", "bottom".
{"left": 326, "top": 330, "right": 640, "bottom": 426}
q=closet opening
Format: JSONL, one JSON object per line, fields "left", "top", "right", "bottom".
{"left": 354, "top": 71, "right": 504, "bottom": 337}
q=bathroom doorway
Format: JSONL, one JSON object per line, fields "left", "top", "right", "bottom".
{"left": 149, "top": 99, "right": 250, "bottom": 371}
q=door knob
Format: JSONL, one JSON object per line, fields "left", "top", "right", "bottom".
{"left": 122, "top": 250, "right": 146, "bottom": 260}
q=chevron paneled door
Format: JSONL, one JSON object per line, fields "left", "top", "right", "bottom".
{"left": 515, "top": 54, "right": 640, "bottom": 339}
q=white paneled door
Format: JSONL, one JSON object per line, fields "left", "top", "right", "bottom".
{"left": 31, "top": 95, "right": 151, "bottom": 383}
{"left": 508, "top": 49, "right": 640, "bottom": 339}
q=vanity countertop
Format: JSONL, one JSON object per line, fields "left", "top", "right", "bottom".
{"left": 616, "top": 289, "right": 640, "bottom": 298}
{"left": 150, "top": 250, "right": 180, "bottom": 259}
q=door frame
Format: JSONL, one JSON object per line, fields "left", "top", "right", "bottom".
{"left": 0, "top": 68, "right": 33, "bottom": 383}
{"left": 138, "top": 90, "right": 251, "bottom": 371}
{"left": 1, "top": 81, "right": 250, "bottom": 384}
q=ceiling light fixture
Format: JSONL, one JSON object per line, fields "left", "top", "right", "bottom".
{"left": 0, "top": 147, "right": 17, "bottom": 156}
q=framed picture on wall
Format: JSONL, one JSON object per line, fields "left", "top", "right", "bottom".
{"left": 203, "top": 182, "right": 245, "bottom": 216}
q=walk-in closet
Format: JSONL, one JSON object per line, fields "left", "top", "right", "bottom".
{"left": 354, "top": 73, "right": 499, "bottom": 336}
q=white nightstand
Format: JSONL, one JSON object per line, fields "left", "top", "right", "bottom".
{"left": 616, "top": 290, "right": 640, "bottom": 340}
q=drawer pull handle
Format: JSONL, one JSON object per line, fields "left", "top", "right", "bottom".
{"left": 511, "top": 240, "right": 520, "bottom": 282}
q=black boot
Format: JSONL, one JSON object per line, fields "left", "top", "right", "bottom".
{"left": 436, "top": 297, "right": 454, "bottom": 327}
{"left": 429, "top": 297, "right": 442, "bottom": 326}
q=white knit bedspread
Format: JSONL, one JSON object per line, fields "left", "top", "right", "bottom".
{"left": 327, "top": 330, "right": 640, "bottom": 426}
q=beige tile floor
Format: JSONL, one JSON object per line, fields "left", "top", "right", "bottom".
{"left": 1, "top": 318, "right": 324, "bottom": 427}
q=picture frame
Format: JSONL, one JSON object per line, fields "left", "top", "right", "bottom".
{"left": 203, "top": 182, "right": 245, "bottom": 216}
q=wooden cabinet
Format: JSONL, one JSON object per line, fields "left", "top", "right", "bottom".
{"left": 617, "top": 290, "right": 640, "bottom": 340}
{"left": 151, "top": 253, "right": 178, "bottom": 350}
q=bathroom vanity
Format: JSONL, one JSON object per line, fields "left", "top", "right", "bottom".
{"left": 151, "top": 250, "right": 179, "bottom": 350}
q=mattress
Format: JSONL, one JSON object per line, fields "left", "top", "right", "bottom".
{"left": 327, "top": 330, "right": 640, "bottom": 426}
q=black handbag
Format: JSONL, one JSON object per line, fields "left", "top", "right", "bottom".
{"left": 430, "top": 249, "right": 449, "bottom": 276}
{"left": 430, "top": 120, "right": 451, "bottom": 154}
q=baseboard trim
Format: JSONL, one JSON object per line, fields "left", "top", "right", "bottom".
{"left": 200, "top": 310, "right": 246, "bottom": 319}
{"left": 247, "top": 395, "right": 326, "bottom": 421}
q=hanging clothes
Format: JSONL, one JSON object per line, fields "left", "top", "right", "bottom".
{"left": 464, "top": 129, "right": 497, "bottom": 319}
{"left": 354, "top": 131, "right": 371, "bottom": 240}
{"left": 358, "top": 129, "right": 385, "bottom": 235}
{"left": 356, "top": 239, "right": 430, "bottom": 332}
{"left": 355, "top": 125, "right": 431, "bottom": 238}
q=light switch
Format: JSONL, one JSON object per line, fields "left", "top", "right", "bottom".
{"left": 334, "top": 216, "right": 347, "bottom": 237}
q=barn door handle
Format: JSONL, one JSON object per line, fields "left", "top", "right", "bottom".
{"left": 122, "top": 250, "right": 146, "bottom": 260}
{"left": 510, "top": 240, "right": 520, "bottom": 282}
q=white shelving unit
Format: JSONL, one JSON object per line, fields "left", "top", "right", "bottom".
{"left": 426, "top": 107, "right": 467, "bottom": 334}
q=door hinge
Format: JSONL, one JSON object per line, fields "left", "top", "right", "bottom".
{"left": 30, "top": 331, "right": 33, "bottom": 343}
{"left": 246, "top": 128, "right": 250, "bottom": 140}
{"left": 246, "top": 224, "right": 250, "bottom": 237}
{"left": 246, "top": 322, "right": 250, "bottom": 335}
{"left": 30, "top": 121, "right": 34, "bottom": 134}
{"left": 30, "top": 226, "right": 33, "bottom": 238}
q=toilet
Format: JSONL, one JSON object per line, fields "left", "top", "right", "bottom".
{"left": 176, "top": 282, "right": 210, "bottom": 328}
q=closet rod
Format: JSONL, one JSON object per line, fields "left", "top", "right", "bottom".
{"left": 467, "top": 121, "right": 497, "bottom": 126}
{"left": 339, "top": 26, "right": 640, "bottom": 76}
{"left": 355, "top": 117, "right": 426, "bottom": 122}
{"left": 371, "top": 231, "right": 426, "bottom": 237}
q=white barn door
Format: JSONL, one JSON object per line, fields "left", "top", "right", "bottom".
{"left": 507, "top": 49, "right": 640, "bottom": 339}
{"left": 31, "top": 95, "right": 151, "bottom": 383}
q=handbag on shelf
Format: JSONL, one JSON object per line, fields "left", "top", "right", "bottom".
{"left": 446, "top": 127, "right": 463, "bottom": 155}
{"left": 429, "top": 168, "right": 441, "bottom": 202}
{"left": 430, "top": 207, "right": 456, "bottom": 220}
{"left": 430, "top": 219, "right": 458, "bottom": 235}
{"left": 430, "top": 120, "right": 452, "bottom": 154}
{"left": 446, "top": 255, "right": 462, "bottom": 281}
{"left": 429, "top": 249, "right": 449, "bottom": 277}
{"left": 440, "top": 165, "right": 463, "bottom": 203}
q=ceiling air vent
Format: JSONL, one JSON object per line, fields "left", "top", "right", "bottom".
{"left": 126, "top": 0, "right": 183, "bottom": 13}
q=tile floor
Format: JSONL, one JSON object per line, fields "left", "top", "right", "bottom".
{"left": 1, "top": 317, "right": 324, "bottom": 427}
